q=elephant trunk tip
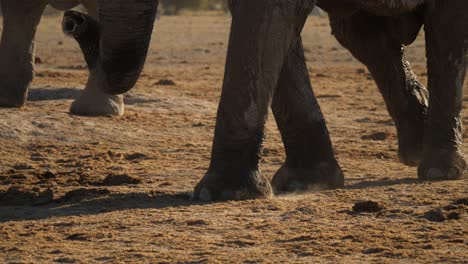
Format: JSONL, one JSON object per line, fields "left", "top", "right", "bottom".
{"left": 62, "top": 11, "right": 87, "bottom": 38}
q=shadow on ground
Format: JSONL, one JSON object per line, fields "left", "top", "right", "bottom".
{"left": 27, "top": 88, "right": 161, "bottom": 106}
{"left": 0, "top": 191, "right": 199, "bottom": 223}
{"left": 0, "top": 178, "right": 425, "bottom": 223}
{"left": 28, "top": 88, "right": 81, "bottom": 101}
{"left": 345, "top": 177, "right": 422, "bottom": 190}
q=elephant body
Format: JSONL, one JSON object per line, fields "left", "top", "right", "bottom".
{"left": 0, "top": 0, "right": 158, "bottom": 116}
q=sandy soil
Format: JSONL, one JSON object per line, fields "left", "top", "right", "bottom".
{"left": 0, "top": 14, "right": 467, "bottom": 263}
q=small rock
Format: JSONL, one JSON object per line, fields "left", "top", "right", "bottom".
{"left": 124, "top": 153, "right": 150, "bottom": 161}
{"left": 192, "top": 122, "right": 205, "bottom": 127}
{"left": 448, "top": 239, "right": 464, "bottom": 244}
{"left": 55, "top": 257, "right": 78, "bottom": 263}
{"left": 422, "top": 244, "right": 434, "bottom": 250}
{"left": 424, "top": 209, "right": 446, "bottom": 222}
{"left": 35, "top": 57, "right": 43, "bottom": 64}
{"left": 317, "top": 94, "right": 342, "bottom": 99}
{"left": 446, "top": 212, "right": 460, "bottom": 220}
{"left": 362, "top": 247, "right": 385, "bottom": 254}
{"left": 66, "top": 233, "right": 89, "bottom": 241}
{"left": 41, "top": 170, "right": 57, "bottom": 180}
{"left": 356, "top": 68, "right": 366, "bottom": 74}
{"left": 102, "top": 174, "right": 141, "bottom": 186}
{"left": 296, "top": 206, "right": 316, "bottom": 215}
{"left": 155, "top": 79, "right": 176, "bottom": 86}
{"left": 361, "top": 132, "right": 389, "bottom": 141}
{"left": 375, "top": 152, "right": 391, "bottom": 159}
{"left": 352, "top": 201, "right": 384, "bottom": 213}
{"left": 59, "top": 188, "right": 110, "bottom": 203}
{"left": 186, "top": 219, "right": 209, "bottom": 226}
{"left": 228, "top": 239, "right": 256, "bottom": 247}
{"left": 158, "top": 182, "right": 172, "bottom": 187}
{"left": 316, "top": 73, "right": 327, "bottom": 78}
{"left": 13, "top": 163, "right": 34, "bottom": 170}
{"left": 453, "top": 197, "right": 468, "bottom": 206}
{"left": 0, "top": 186, "right": 54, "bottom": 206}
{"left": 78, "top": 173, "right": 103, "bottom": 186}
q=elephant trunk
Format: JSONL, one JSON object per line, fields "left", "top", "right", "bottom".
{"left": 63, "top": 11, "right": 100, "bottom": 69}
{"left": 97, "top": 0, "right": 158, "bottom": 94}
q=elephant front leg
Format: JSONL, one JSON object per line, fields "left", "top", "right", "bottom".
{"left": 193, "top": 0, "right": 316, "bottom": 201}
{"left": 67, "top": 1, "right": 124, "bottom": 116}
{"left": 419, "top": 1, "right": 468, "bottom": 180}
{"left": 62, "top": 11, "right": 124, "bottom": 116}
{"left": 0, "top": 0, "right": 48, "bottom": 107}
{"left": 330, "top": 13, "right": 428, "bottom": 166}
{"left": 271, "top": 39, "right": 344, "bottom": 193}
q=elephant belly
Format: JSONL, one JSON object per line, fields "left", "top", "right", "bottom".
{"left": 49, "top": 0, "right": 80, "bottom": 10}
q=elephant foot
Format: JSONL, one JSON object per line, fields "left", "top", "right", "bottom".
{"left": 70, "top": 88, "right": 124, "bottom": 116}
{"left": 271, "top": 161, "right": 344, "bottom": 194}
{"left": 63, "top": 11, "right": 123, "bottom": 117}
{"left": 0, "top": 88, "right": 27, "bottom": 108}
{"left": 396, "top": 82, "right": 428, "bottom": 166}
{"left": 0, "top": 71, "right": 30, "bottom": 108}
{"left": 193, "top": 170, "right": 273, "bottom": 202}
{"left": 418, "top": 150, "right": 467, "bottom": 181}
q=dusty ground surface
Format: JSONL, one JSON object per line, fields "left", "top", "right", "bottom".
{"left": 0, "top": 13, "right": 467, "bottom": 263}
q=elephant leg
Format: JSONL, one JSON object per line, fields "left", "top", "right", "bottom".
{"left": 62, "top": 10, "right": 124, "bottom": 116}
{"left": 418, "top": 1, "right": 468, "bottom": 180}
{"left": 63, "top": 3, "right": 123, "bottom": 116}
{"left": 330, "top": 12, "right": 428, "bottom": 166}
{"left": 193, "top": 0, "right": 316, "bottom": 201}
{"left": 271, "top": 39, "right": 344, "bottom": 193}
{"left": 0, "top": 0, "right": 48, "bottom": 107}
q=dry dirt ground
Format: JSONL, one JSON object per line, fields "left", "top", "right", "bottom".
{"left": 0, "top": 13, "right": 467, "bottom": 263}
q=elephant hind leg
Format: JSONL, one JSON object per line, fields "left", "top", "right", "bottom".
{"left": 330, "top": 12, "right": 428, "bottom": 166}
{"left": 271, "top": 39, "right": 344, "bottom": 194}
{"left": 193, "top": 0, "right": 316, "bottom": 201}
{"left": 0, "top": 0, "right": 48, "bottom": 107}
{"left": 418, "top": 0, "right": 468, "bottom": 181}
